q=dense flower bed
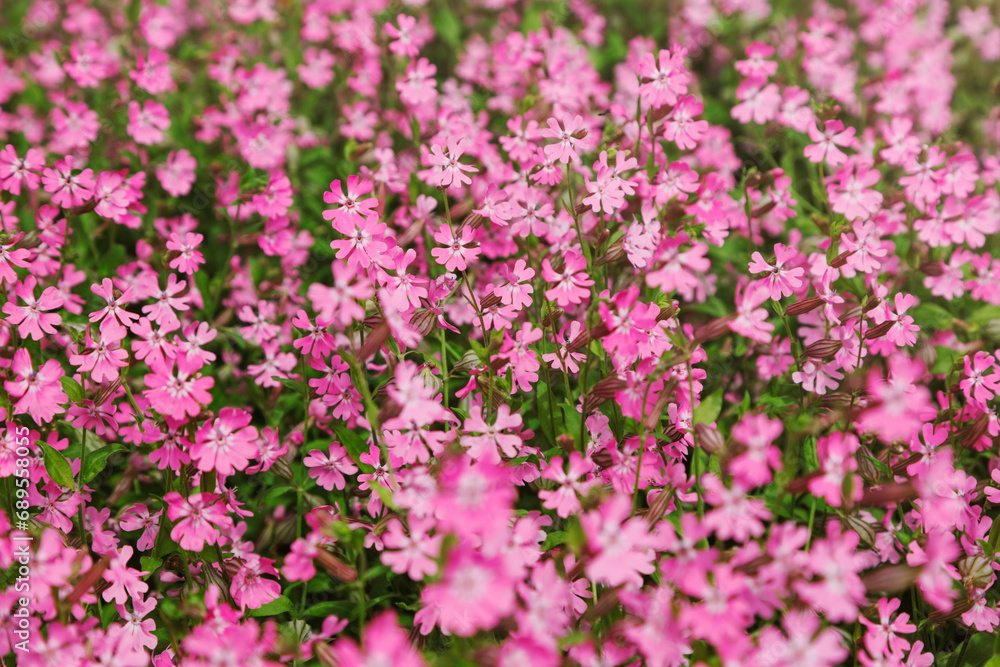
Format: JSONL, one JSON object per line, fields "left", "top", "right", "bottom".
{"left": 1, "top": 0, "right": 1000, "bottom": 665}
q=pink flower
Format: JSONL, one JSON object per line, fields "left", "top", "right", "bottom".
{"left": 396, "top": 58, "right": 437, "bottom": 106}
{"left": 961, "top": 351, "right": 1000, "bottom": 405}
{"left": 460, "top": 404, "right": 523, "bottom": 464}
{"left": 542, "top": 249, "right": 594, "bottom": 307}
{"left": 41, "top": 156, "right": 95, "bottom": 208}
{"left": 190, "top": 408, "right": 259, "bottom": 475}
{"left": 127, "top": 100, "right": 171, "bottom": 145}
{"left": 418, "top": 545, "right": 515, "bottom": 637}
{"left": 5, "top": 349, "right": 67, "bottom": 425}
{"left": 539, "top": 452, "right": 596, "bottom": 518}
{"left": 748, "top": 243, "right": 805, "bottom": 300}
{"left": 380, "top": 517, "right": 442, "bottom": 581}
{"left": 540, "top": 114, "right": 586, "bottom": 164}
{"left": 829, "top": 161, "right": 883, "bottom": 221}
{"left": 906, "top": 530, "right": 960, "bottom": 611}
{"left": 164, "top": 491, "right": 233, "bottom": 552}
{"left": 804, "top": 120, "right": 856, "bottom": 167}
{"left": 431, "top": 225, "right": 479, "bottom": 272}
{"left": 2, "top": 275, "right": 63, "bottom": 340}
{"left": 323, "top": 175, "right": 379, "bottom": 233}
{"left": 582, "top": 494, "right": 657, "bottom": 587}
{"left": 166, "top": 232, "right": 206, "bottom": 274}
{"left": 144, "top": 353, "right": 215, "bottom": 420}
{"left": 808, "top": 432, "right": 861, "bottom": 507}
{"left": 424, "top": 137, "right": 478, "bottom": 188}
{"left": 303, "top": 442, "right": 358, "bottom": 491}
{"left": 102, "top": 546, "right": 150, "bottom": 604}
{"left": 859, "top": 597, "right": 916, "bottom": 658}
{"left": 636, "top": 47, "right": 690, "bottom": 107}
{"left": 331, "top": 611, "right": 427, "bottom": 666}
{"left": 230, "top": 555, "right": 281, "bottom": 611}
{"left": 0, "top": 145, "right": 44, "bottom": 195}
{"left": 728, "top": 282, "right": 774, "bottom": 344}
{"left": 156, "top": 150, "right": 197, "bottom": 197}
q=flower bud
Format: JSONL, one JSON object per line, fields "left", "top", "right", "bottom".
{"left": 315, "top": 548, "right": 358, "bottom": 582}
{"left": 864, "top": 321, "right": 894, "bottom": 340}
{"left": 591, "top": 448, "right": 613, "bottom": 469}
{"left": 860, "top": 481, "right": 916, "bottom": 506}
{"left": 919, "top": 261, "right": 945, "bottom": 277}
{"left": 596, "top": 228, "right": 610, "bottom": 251}
{"left": 960, "top": 555, "right": 996, "bottom": 589}
{"left": 829, "top": 250, "right": 854, "bottom": 268}
{"left": 693, "top": 315, "right": 736, "bottom": 343}
{"left": 479, "top": 290, "right": 503, "bottom": 310}
{"left": 785, "top": 296, "right": 824, "bottom": 317}
{"left": 409, "top": 308, "right": 440, "bottom": 337}
{"left": 862, "top": 294, "right": 882, "bottom": 313}
{"left": 270, "top": 456, "right": 296, "bottom": 483}
{"left": 589, "top": 375, "right": 628, "bottom": 399}
{"left": 861, "top": 563, "right": 918, "bottom": 594}
{"left": 377, "top": 400, "right": 402, "bottom": 424}
{"left": 855, "top": 444, "right": 880, "bottom": 486}
{"left": 751, "top": 201, "right": 777, "bottom": 218}
{"left": 804, "top": 339, "right": 842, "bottom": 360}
{"left": 358, "top": 321, "right": 391, "bottom": 360}
{"left": 557, "top": 434, "right": 575, "bottom": 453}
{"left": 595, "top": 242, "right": 626, "bottom": 266}
{"left": 841, "top": 514, "right": 877, "bottom": 550}
{"left": 695, "top": 423, "right": 725, "bottom": 455}
{"left": 541, "top": 308, "right": 564, "bottom": 328}
{"left": 462, "top": 212, "right": 485, "bottom": 230}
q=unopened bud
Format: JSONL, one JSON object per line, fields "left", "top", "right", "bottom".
{"left": 479, "top": 291, "right": 503, "bottom": 310}
{"left": 409, "top": 308, "right": 440, "bottom": 337}
{"left": 785, "top": 296, "right": 824, "bottom": 317}
{"left": 358, "top": 321, "right": 391, "bottom": 361}
{"left": 861, "top": 563, "right": 918, "bottom": 594}
{"left": 961, "top": 414, "right": 990, "bottom": 450}
{"left": 589, "top": 375, "right": 628, "bottom": 400}
{"left": 572, "top": 129, "right": 588, "bottom": 141}
{"left": 591, "top": 448, "right": 613, "bottom": 469}
{"left": 462, "top": 212, "right": 485, "bottom": 230}
{"left": 841, "top": 514, "right": 877, "bottom": 550}
{"left": 919, "top": 261, "right": 945, "bottom": 277}
{"left": 856, "top": 444, "right": 880, "bottom": 486}
{"left": 315, "top": 549, "right": 358, "bottom": 582}
{"left": 862, "top": 295, "right": 882, "bottom": 313}
{"left": 960, "top": 555, "right": 996, "bottom": 589}
{"left": 270, "top": 456, "right": 295, "bottom": 483}
{"left": 829, "top": 251, "right": 853, "bottom": 268}
{"left": 377, "top": 400, "right": 402, "bottom": 424}
{"left": 751, "top": 201, "right": 777, "bottom": 218}
{"left": 557, "top": 434, "right": 575, "bottom": 453}
{"left": 693, "top": 315, "right": 735, "bottom": 343}
{"left": 860, "top": 481, "right": 916, "bottom": 506}
{"left": 864, "top": 321, "right": 894, "bottom": 340}
{"left": 596, "top": 228, "right": 610, "bottom": 251}
{"left": 541, "top": 308, "right": 564, "bottom": 328}
{"left": 595, "top": 243, "right": 626, "bottom": 266}
{"left": 695, "top": 423, "right": 725, "bottom": 455}
{"left": 349, "top": 142, "right": 374, "bottom": 161}
{"left": 804, "top": 339, "right": 842, "bottom": 360}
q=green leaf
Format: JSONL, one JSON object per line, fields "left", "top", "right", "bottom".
{"left": 81, "top": 443, "right": 126, "bottom": 485}
{"left": 332, "top": 425, "right": 372, "bottom": 472}
{"left": 274, "top": 377, "right": 307, "bottom": 394}
{"left": 303, "top": 600, "right": 353, "bottom": 618}
{"left": 60, "top": 377, "right": 85, "bottom": 403}
{"left": 931, "top": 346, "right": 963, "bottom": 376}
{"left": 246, "top": 595, "right": 293, "bottom": 617}
{"left": 140, "top": 557, "right": 162, "bottom": 576}
{"left": 431, "top": 7, "right": 462, "bottom": 49}
{"left": 540, "top": 531, "right": 566, "bottom": 551}
{"left": 693, "top": 390, "right": 723, "bottom": 426}
{"left": 910, "top": 303, "right": 953, "bottom": 331}
{"left": 559, "top": 401, "right": 582, "bottom": 440}
{"left": 37, "top": 440, "right": 74, "bottom": 488}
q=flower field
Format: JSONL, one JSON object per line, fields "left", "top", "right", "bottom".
{"left": 1, "top": 0, "right": 1000, "bottom": 665}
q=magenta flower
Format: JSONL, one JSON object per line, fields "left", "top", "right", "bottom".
{"left": 322, "top": 175, "right": 379, "bottom": 234}
{"left": 156, "top": 149, "right": 197, "bottom": 197}
{"left": 41, "top": 156, "right": 95, "bottom": 208}
{"left": 636, "top": 46, "right": 690, "bottom": 107}
{"left": 431, "top": 224, "right": 479, "bottom": 272}
{"left": 127, "top": 100, "right": 171, "bottom": 145}
{"left": 418, "top": 545, "right": 515, "bottom": 637}
{"left": 748, "top": 243, "right": 805, "bottom": 300}
{"left": 303, "top": 442, "right": 358, "bottom": 491}
{"left": 542, "top": 249, "right": 594, "bottom": 307}
{"left": 164, "top": 491, "right": 233, "bottom": 552}
{"left": 2, "top": 275, "right": 63, "bottom": 340}
{"left": 804, "top": 119, "right": 857, "bottom": 166}
{"left": 191, "top": 408, "right": 259, "bottom": 475}
{"left": 540, "top": 114, "right": 586, "bottom": 164}
{"left": 0, "top": 145, "right": 44, "bottom": 194}
{"left": 5, "top": 349, "right": 67, "bottom": 425}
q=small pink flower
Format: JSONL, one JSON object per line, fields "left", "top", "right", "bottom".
{"left": 303, "top": 442, "right": 359, "bottom": 491}
{"left": 164, "top": 491, "right": 233, "bottom": 552}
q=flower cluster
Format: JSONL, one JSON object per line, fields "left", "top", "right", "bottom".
{"left": 1, "top": 0, "right": 1000, "bottom": 665}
